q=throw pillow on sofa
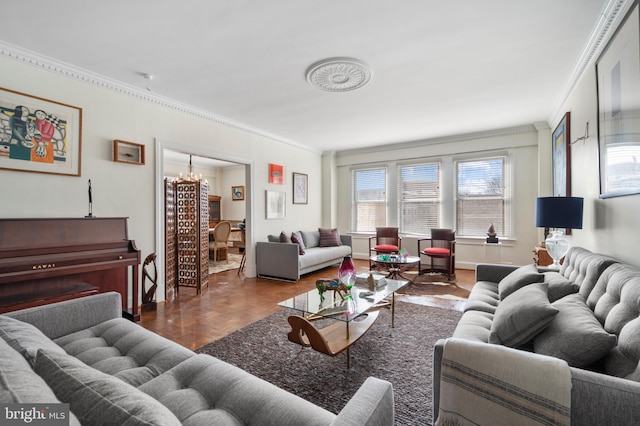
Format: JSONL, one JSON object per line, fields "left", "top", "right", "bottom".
{"left": 0, "top": 315, "right": 66, "bottom": 366}
{"left": 35, "top": 349, "right": 181, "bottom": 426}
{"left": 0, "top": 338, "right": 75, "bottom": 410}
{"left": 279, "top": 231, "right": 291, "bottom": 244}
{"left": 301, "top": 230, "right": 320, "bottom": 248}
{"left": 498, "top": 263, "right": 545, "bottom": 300}
{"left": 543, "top": 272, "right": 580, "bottom": 302}
{"left": 533, "top": 294, "right": 617, "bottom": 368}
{"left": 489, "top": 283, "right": 559, "bottom": 348}
{"left": 291, "top": 231, "right": 306, "bottom": 255}
{"left": 319, "top": 228, "right": 341, "bottom": 247}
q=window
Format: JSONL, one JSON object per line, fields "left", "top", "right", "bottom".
{"left": 456, "top": 157, "right": 509, "bottom": 237}
{"left": 398, "top": 163, "right": 440, "bottom": 234}
{"left": 352, "top": 167, "right": 386, "bottom": 232}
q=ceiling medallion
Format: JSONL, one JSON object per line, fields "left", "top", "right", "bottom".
{"left": 306, "top": 58, "right": 371, "bottom": 92}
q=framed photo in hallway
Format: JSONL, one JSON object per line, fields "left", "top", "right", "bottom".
{"left": 0, "top": 87, "right": 82, "bottom": 176}
{"left": 232, "top": 185, "right": 244, "bottom": 200}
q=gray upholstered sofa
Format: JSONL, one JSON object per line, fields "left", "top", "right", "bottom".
{"left": 256, "top": 229, "right": 352, "bottom": 281}
{"left": 0, "top": 292, "right": 394, "bottom": 425}
{"left": 433, "top": 247, "right": 640, "bottom": 425}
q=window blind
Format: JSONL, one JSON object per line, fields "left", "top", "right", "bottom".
{"left": 352, "top": 167, "right": 386, "bottom": 232}
{"left": 397, "top": 162, "right": 440, "bottom": 234}
{"left": 456, "top": 157, "right": 508, "bottom": 237}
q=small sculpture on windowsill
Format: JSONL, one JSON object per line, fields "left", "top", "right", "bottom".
{"left": 486, "top": 223, "right": 499, "bottom": 243}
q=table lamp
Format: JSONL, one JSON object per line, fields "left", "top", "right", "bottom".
{"left": 535, "top": 197, "right": 584, "bottom": 268}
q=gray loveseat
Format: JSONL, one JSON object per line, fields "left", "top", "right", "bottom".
{"left": 256, "top": 229, "right": 352, "bottom": 281}
{"left": 1, "top": 292, "right": 394, "bottom": 425}
{"left": 433, "top": 247, "right": 640, "bottom": 425}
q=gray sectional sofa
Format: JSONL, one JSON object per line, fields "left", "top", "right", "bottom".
{"left": 0, "top": 292, "right": 394, "bottom": 425}
{"left": 433, "top": 247, "right": 640, "bottom": 425}
{"left": 256, "top": 229, "right": 352, "bottom": 281}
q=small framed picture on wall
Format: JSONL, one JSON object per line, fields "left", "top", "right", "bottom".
{"left": 269, "top": 163, "right": 284, "bottom": 184}
{"left": 114, "top": 140, "right": 145, "bottom": 165}
{"left": 293, "top": 172, "right": 308, "bottom": 204}
{"left": 231, "top": 185, "right": 244, "bottom": 201}
{"left": 266, "top": 190, "right": 285, "bottom": 219}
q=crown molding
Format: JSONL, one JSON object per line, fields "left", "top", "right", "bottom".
{"left": 533, "top": 121, "right": 551, "bottom": 131}
{"left": 0, "top": 41, "right": 320, "bottom": 154}
{"left": 336, "top": 124, "right": 539, "bottom": 157}
{"left": 550, "top": 0, "right": 630, "bottom": 120}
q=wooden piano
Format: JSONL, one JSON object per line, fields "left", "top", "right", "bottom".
{"left": 0, "top": 217, "right": 141, "bottom": 321}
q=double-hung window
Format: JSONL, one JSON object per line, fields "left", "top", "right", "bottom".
{"left": 455, "top": 156, "right": 509, "bottom": 237}
{"left": 352, "top": 167, "right": 387, "bottom": 232}
{"left": 397, "top": 162, "right": 440, "bottom": 234}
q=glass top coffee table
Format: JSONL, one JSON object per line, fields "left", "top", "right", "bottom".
{"left": 278, "top": 278, "right": 408, "bottom": 324}
{"left": 370, "top": 255, "right": 420, "bottom": 282}
{"left": 278, "top": 279, "right": 408, "bottom": 367}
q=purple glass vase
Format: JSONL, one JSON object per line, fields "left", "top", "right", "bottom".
{"left": 338, "top": 255, "right": 356, "bottom": 289}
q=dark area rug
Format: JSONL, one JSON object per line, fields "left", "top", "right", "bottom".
{"left": 396, "top": 275, "right": 471, "bottom": 300}
{"left": 196, "top": 301, "right": 461, "bottom": 425}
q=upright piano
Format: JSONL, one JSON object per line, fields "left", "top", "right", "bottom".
{"left": 0, "top": 217, "right": 141, "bottom": 321}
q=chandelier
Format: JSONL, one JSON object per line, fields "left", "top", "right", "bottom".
{"left": 176, "top": 155, "right": 206, "bottom": 183}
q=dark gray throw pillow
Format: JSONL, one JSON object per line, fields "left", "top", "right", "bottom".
{"left": 534, "top": 294, "right": 617, "bottom": 367}
{"left": 489, "top": 283, "right": 558, "bottom": 348}
{"left": 543, "top": 271, "right": 580, "bottom": 302}
{"left": 498, "top": 263, "right": 545, "bottom": 300}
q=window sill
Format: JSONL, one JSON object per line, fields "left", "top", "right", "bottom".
{"left": 457, "top": 237, "right": 515, "bottom": 247}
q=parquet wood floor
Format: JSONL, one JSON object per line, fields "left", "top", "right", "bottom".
{"left": 139, "top": 257, "right": 475, "bottom": 350}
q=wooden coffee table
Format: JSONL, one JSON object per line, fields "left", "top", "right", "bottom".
{"left": 370, "top": 255, "right": 420, "bottom": 282}
{"left": 278, "top": 279, "right": 408, "bottom": 367}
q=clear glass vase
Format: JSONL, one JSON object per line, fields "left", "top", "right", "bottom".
{"left": 545, "top": 230, "right": 569, "bottom": 269}
{"left": 338, "top": 255, "right": 356, "bottom": 289}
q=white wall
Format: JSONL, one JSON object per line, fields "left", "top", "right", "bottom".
{"left": 220, "top": 165, "right": 246, "bottom": 221}
{"left": 0, "top": 55, "right": 323, "bottom": 302}
{"left": 550, "top": 8, "right": 640, "bottom": 267}
{"left": 333, "top": 126, "right": 543, "bottom": 268}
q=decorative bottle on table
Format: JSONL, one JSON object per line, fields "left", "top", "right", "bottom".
{"left": 338, "top": 255, "right": 356, "bottom": 289}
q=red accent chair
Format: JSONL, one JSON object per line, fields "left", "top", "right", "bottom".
{"left": 418, "top": 228, "right": 456, "bottom": 280}
{"left": 369, "top": 227, "right": 401, "bottom": 269}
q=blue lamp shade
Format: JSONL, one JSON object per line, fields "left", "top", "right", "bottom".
{"left": 535, "top": 197, "right": 584, "bottom": 229}
{"left": 536, "top": 197, "right": 584, "bottom": 229}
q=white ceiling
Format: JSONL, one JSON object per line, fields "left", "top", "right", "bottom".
{"left": 0, "top": 1, "right": 611, "bottom": 153}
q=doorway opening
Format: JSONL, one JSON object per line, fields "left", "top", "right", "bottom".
{"left": 155, "top": 139, "right": 253, "bottom": 303}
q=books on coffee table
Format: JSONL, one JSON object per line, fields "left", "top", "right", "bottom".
{"left": 355, "top": 272, "right": 387, "bottom": 289}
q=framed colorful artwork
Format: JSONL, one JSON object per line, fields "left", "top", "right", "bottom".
{"left": 232, "top": 185, "right": 245, "bottom": 200}
{"left": 266, "top": 190, "right": 285, "bottom": 219}
{"left": 552, "top": 112, "right": 571, "bottom": 197}
{"left": 0, "top": 87, "right": 82, "bottom": 176}
{"left": 269, "top": 163, "right": 284, "bottom": 184}
{"left": 292, "top": 172, "right": 308, "bottom": 204}
{"left": 596, "top": 1, "right": 640, "bottom": 198}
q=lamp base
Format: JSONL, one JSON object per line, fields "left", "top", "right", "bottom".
{"left": 545, "top": 230, "right": 569, "bottom": 270}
